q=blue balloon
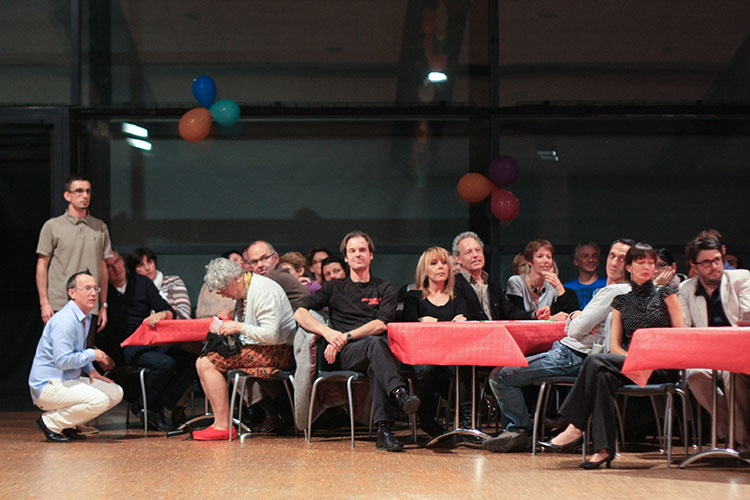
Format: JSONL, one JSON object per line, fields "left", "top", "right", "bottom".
{"left": 210, "top": 99, "right": 241, "bottom": 126}
{"left": 192, "top": 76, "right": 216, "bottom": 108}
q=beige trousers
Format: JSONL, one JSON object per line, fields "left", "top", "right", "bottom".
{"left": 36, "top": 377, "right": 123, "bottom": 433}
{"left": 687, "top": 369, "right": 750, "bottom": 448}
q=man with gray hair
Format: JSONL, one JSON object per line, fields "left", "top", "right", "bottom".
{"left": 450, "top": 231, "right": 541, "bottom": 432}
{"left": 452, "top": 231, "right": 542, "bottom": 322}
{"left": 245, "top": 240, "right": 309, "bottom": 310}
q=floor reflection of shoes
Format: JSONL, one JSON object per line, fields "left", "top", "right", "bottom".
{"left": 484, "top": 429, "right": 531, "bottom": 453}
{"left": 76, "top": 423, "right": 100, "bottom": 434}
{"left": 62, "top": 428, "right": 87, "bottom": 440}
{"left": 419, "top": 417, "right": 447, "bottom": 438}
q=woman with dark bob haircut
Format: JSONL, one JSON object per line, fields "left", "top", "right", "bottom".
{"left": 540, "top": 242, "right": 685, "bottom": 468}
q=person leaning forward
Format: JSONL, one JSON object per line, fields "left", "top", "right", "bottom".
{"left": 294, "top": 230, "right": 420, "bottom": 451}
{"left": 29, "top": 271, "right": 123, "bottom": 442}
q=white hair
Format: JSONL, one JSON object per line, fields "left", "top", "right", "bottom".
{"left": 452, "top": 231, "right": 484, "bottom": 256}
{"left": 204, "top": 257, "right": 243, "bottom": 291}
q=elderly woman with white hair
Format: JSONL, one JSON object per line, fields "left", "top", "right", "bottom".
{"left": 192, "top": 257, "right": 297, "bottom": 441}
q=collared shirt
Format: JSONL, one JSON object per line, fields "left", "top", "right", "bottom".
{"left": 695, "top": 280, "right": 730, "bottom": 327}
{"left": 460, "top": 268, "right": 493, "bottom": 320}
{"left": 28, "top": 300, "right": 96, "bottom": 403}
{"left": 36, "top": 210, "right": 113, "bottom": 311}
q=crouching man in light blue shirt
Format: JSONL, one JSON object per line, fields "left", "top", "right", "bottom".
{"left": 29, "top": 271, "right": 123, "bottom": 442}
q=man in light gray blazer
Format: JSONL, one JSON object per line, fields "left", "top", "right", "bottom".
{"left": 682, "top": 236, "right": 750, "bottom": 451}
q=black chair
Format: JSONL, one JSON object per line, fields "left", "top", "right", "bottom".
{"left": 227, "top": 369, "right": 296, "bottom": 442}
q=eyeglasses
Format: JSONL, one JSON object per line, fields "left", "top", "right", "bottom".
{"left": 695, "top": 257, "right": 723, "bottom": 269}
{"left": 76, "top": 286, "right": 101, "bottom": 293}
{"left": 247, "top": 253, "right": 274, "bottom": 266}
{"left": 68, "top": 188, "right": 92, "bottom": 195}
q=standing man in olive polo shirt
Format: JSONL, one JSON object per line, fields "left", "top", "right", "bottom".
{"left": 36, "top": 174, "right": 113, "bottom": 342}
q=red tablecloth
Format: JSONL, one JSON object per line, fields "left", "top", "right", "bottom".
{"left": 120, "top": 318, "right": 211, "bottom": 347}
{"left": 621, "top": 327, "right": 750, "bottom": 387}
{"left": 387, "top": 320, "right": 565, "bottom": 367}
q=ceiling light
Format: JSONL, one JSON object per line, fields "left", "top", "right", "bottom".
{"left": 537, "top": 150, "right": 559, "bottom": 161}
{"left": 122, "top": 122, "right": 148, "bottom": 138}
{"left": 126, "top": 138, "right": 152, "bottom": 151}
{"left": 427, "top": 71, "right": 447, "bottom": 83}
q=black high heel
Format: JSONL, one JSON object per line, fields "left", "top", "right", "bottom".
{"left": 578, "top": 454, "right": 614, "bottom": 470}
{"left": 538, "top": 436, "right": 582, "bottom": 453}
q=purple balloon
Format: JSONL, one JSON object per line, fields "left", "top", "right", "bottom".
{"left": 488, "top": 155, "right": 520, "bottom": 188}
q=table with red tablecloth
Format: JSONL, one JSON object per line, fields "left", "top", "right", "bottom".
{"left": 387, "top": 320, "right": 566, "bottom": 366}
{"left": 387, "top": 320, "right": 566, "bottom": 444}
{"left": 121, "top": 318, "right": 212, "bottom": 347}
{"left": 621, "top": 327, "right": 750, "bottom": 467}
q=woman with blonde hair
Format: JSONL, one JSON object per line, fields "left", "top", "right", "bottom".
{"left": 402, "top": 246, "right": 466, "bottom": 438}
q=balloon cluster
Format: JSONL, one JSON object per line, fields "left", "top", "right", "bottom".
{"left": 178, "top": 76, "right": 241, "bottom": 142}
{"left": 457, "top": 156, "right": 521, "bottom": 222}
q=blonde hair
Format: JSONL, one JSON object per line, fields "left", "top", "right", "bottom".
{"left": 414, "top": 247, "right": 455, "bottom": 299}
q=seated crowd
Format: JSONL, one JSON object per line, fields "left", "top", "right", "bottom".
{"left": 29, "top": 227, "right": 750, "bottom": 468}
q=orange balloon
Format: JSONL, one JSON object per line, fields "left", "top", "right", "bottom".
{"left": 179, "top": 107, "right": 212, "bottom": 142}
{"left": 457, "top": 173, "right": 493, "bottom": 203}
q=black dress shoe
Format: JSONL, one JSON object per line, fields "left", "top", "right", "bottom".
{"left": 542, "top": 414, "right": 570, "bottom": 431}
{"left": 376, "top": 426, "right": 404, "bottom": 452}
{"left": 538, "top": 436, "right": 582, "bottom": 453}
{"left": 36, "top": 416, "right": 70, "bottom": 443}
{"left": 62, "top": 428, "right": 87, "bottom": 440}
{"left": 392, "top": 387, "right": 420, "bottom": 415}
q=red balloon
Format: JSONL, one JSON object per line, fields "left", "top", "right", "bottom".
{"left": 457, "top": 173, "right": 493, "bottom": 203}
{"left": 179, "top": 108, "right": 212, "bottom": 142}
{"left": 490, "top": 188, "right": 520, "bottom": 222}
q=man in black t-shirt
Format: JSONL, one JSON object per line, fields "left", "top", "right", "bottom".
{"left": 295, "top": 230, "right": 419, "bottom": 452}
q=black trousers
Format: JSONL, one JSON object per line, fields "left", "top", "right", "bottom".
{"left": 558, "top": 353, "right": 676, "bottom": 453}
{"left": 411, "top": 365, "right": 471, "bottom": 422}
{"left": 318, "top": 335, "right": 404, "bottom": 423}
{"left": 124, "top": 345, "right": 197, "bottom": 411}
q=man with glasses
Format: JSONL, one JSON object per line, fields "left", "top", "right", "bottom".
{"left": 36, "top": 174, "right": 113, "bottom": 340}
{"left": 682, "top": 236, "right": 750, "bottom": 452}
{"left": 244, "top": 240, "right": 309, "bottom": 310}
{"left": 29, "top": 271, "right": 123, "bottom": 442}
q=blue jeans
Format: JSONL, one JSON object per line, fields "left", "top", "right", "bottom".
{"left": 488, "top": 340, "right": 586, "bottom": 432}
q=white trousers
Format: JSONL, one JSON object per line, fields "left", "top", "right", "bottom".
{"left": 687, "top": 369, "right": 750, "bottom": 448}
{"left": 36, "top": 377, "right": 123, "bottom": 433}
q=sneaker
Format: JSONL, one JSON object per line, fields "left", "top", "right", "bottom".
{"left": 192, "top": 425, "right": 237, "bottom": 441}
{"left": 376, "top": 426, "right": 404, "bottom": 452}
{"left": 482, "top": 429, "right": 531, "bottom": 453}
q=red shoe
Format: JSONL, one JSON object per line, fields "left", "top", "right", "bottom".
{"left": 192, "top": 425, "right": 236, "bottom": 441}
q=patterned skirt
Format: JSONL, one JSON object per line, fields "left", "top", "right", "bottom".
{"left": 204, "top": 343, "right": 294, "bottom": 379}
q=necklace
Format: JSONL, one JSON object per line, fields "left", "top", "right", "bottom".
{"left": 525, "top": 275, "right": 545, "bottom": 296}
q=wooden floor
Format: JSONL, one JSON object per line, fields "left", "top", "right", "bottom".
{"left": 3, "top": 406, "right": 750, "bottom": 499}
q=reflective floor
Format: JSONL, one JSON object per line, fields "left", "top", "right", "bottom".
{"left": 3, "top": 408, "right": 750, "bottom": 499}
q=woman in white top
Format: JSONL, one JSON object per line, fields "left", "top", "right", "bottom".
{"left": 506, "top": 239, "right": 579, "bottom": 321}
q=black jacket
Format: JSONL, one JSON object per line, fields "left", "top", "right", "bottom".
{"left": 454, "top": 273, "right": 533, "bottom": 321}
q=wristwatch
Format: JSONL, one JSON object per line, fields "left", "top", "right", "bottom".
{"left": 346, "top": 333, "right": 353, "bottom": 341}
{"left": 101, "top": 302, "right": 108, "bottom": 308}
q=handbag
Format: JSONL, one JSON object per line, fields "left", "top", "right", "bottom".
{"left": 201, "top": 331, "right": 243, "bottom": 358}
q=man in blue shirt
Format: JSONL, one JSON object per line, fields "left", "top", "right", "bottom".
{"left": 563, "top": 241, "right": 607, "bottom": 308}
{"left": 29, "top": 271, "right": 123, "bottom": 442}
